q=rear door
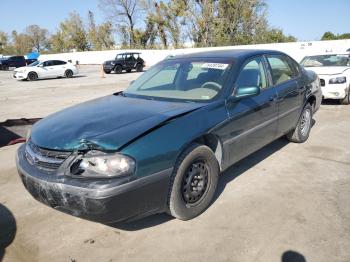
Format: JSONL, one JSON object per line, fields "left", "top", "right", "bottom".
{"left": 224, "top": 56, "right": 278, "bottom": 166}
{"left": 265, "top": 55, "right": 303, "bottom": 136}
{"left": 125, "top": 54, "right": 137, "bottom": 70}
{"left": 52, "top": 60, "right": 67, "bottom": 76}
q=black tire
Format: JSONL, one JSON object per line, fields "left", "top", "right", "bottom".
{"left": 286, "top": 104, "right": 313, "bottom": 143}
{"left": 27, "top": 72, "right": 38, "bottom": 81}
{"left": 114, "top": 65, "right": 123, "bottom": 74}
{"left": 104, "top": 69, "right": 111, "bottom": 74}
{"left": 65, "top": 69, "right": 73, "bottom": 78}
{"left": 341, "top": 88, "right": 350, "bottom": 105}
{"left": 168, "top": 144, "right": 219, "bottom": 220}
{"left": 136, "top": 63, "right": 143, "bottom": 72}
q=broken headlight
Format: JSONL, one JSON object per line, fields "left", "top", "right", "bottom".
{"left": 71, "top": 151, "right": 135, "bottom": 178}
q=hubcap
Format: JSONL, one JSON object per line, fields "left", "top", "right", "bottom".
{"left": 300, "top": 109, "right": 311, "bottom": 136}
{"left": 182, "top": 161, "right": 209, "bottom": 204}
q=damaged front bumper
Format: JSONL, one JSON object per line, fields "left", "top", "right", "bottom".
{"left": 16, "top": 144, "right": 172, "bottom": 223}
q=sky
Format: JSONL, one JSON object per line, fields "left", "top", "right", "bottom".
{"left": 0, "top": 0, "right": 349, "bottom": 41}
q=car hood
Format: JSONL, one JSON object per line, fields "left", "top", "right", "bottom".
{"left": 104, "top": 60, "right": 115, "bottom": 64}
{"left": 304, "top": 66, "right": 349, "bottom": 75}
{"left": 14, "top": 66, "right": 28, "bottom": 72}
{"left": 30, "top": 95, "right": 204, "bottom": 151}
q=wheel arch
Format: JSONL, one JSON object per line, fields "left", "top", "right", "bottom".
{"left": 190, "top": 133, "right": 224, "bottom": 171}
{"left": 27, "top": 71, "right": 38, "bottom": 79}
{"left": 306, "top": 94, "right": 316, "bottom": 111}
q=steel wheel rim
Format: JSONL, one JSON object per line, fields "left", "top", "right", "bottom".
{"left": 300, "top": 109, "right": 311, "bottom": 136}
{"left": 182, "top": 160, "right": 209, "bottom": 205}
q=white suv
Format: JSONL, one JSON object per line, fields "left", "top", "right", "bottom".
{"left": 13, "top": 60, "right": 78, "bottom": 81}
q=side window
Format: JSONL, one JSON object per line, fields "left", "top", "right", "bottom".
{"left": 53, "top": 60, "right": 66, "bottom": 65}
{"left": 287, "top": 56, "right": 301, "bottom": 77}
{"left": 267, "top": 55, "right": 294, "bottom": 85}
{"left": 236, "top": 57, "right": 268, "bottom": 91}
{"left": 126, "top": 54, "right": 135, "bottom": 61}
{"left": 43, "top": 61, "right": 54, "bottom": 67}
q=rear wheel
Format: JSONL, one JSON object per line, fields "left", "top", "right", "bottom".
{"left": 114, "top": 65, "right": 123, "bottom": 74}
{"left": 286, "top": 104, "right": 313, "bottom": 143}
{"left": 136, "top": 63, "right": 143, "bottom": 72}
{"left": 168, "top": 144, "right": 219, "bottom": 220}
{"left": 27, "top": 72, "right": 38, "bottom": 81}
{"left": 341, "top": 88, "right": 350, "bottom": 105}
{"left": 65, "top": 69, "right": 73, "bottom": 78}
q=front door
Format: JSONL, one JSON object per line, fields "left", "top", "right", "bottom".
{"left": 223, "top": 56, "right": 278, "bottom": 167}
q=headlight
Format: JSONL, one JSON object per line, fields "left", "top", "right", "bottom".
{"left": 111, "top": 61, "right": 115, "bottom": 65}
{"left": 71, "top": 151, "right": 135, "bottom": 178}
{"left": 329, "top": 76, "right": 346, "bottom": 84}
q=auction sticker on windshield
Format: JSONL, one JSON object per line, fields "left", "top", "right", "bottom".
{"left": 201, "top": 63, "right": 229, "bottom": 70}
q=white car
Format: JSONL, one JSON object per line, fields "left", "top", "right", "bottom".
{"left": 301, "top": 54, "right": 350, "bottom": 104}
{"left": 13, "top": 60, "right": 78, "bottom": 81}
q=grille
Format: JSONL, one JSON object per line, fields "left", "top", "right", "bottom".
{"left": 25, "top": 139, "right": 72, "bottom": 171}
{"left": 320, "top": 79, "right": 325, "bottom": 86}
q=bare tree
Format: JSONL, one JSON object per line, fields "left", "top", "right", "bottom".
{"left": 25, "top": 25, "right": 49, "bottom": 52}
{"left": 99, "top": 0, "right": 140, "bottom": 47}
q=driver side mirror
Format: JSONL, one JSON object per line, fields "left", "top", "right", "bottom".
{"left": 235, "top": 86, "right": 260, "bottom": 99}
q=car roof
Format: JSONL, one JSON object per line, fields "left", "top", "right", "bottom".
{"left": 117, "top": 52, "right": 141, "bottom": 55}
{"left": 172, "top": 49, "right": 286, "bottom": 61}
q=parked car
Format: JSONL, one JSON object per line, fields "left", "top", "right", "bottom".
{"left": 301, "top": 54, "right": 350, "bottom": 104}
{"left": 16, "top": 50, "right": 321, "bottom": 223}
{"left": 0, "top": 56, "right": 26, "bottom": 70}
{"left": 103, "top": 52, "right": 145, "bottom": 74}
{"left": 25, "top": 58, "right": 38, "bottom": 65}
{"left": 13, "top": 60, "right": 78, "bottom": 81}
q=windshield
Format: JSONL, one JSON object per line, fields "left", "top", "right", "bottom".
{"left": 124, "top": 58, "right": 233, "bottom": 101}
{"left": 28, "top": 61, "right": 40, "bottom": 66}
{"left": 301, "top": 54, "right": 350, "bottom": 67}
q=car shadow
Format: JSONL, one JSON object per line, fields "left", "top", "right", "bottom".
{"left": 0, "top": 204, "right": 17, "bottom": 261}
{"left": 211, "top": 137, "right": 289, "bottom": 204}
{"left": 109, "top": 213, "right": 174, "bottom": 231}
{"left": 282, "top": 250, "right": 306, "bottom": 262}
{"left": 110, "top": 137, "right": 289, "bottom": 231}
{"left": 31, "top": 75, "right": 87, "bottom": 81}
{"left": 321, "top": 99, "right": 341, "bottom": 105}
{"left": 110, "top": 70, "right": 147, "bottom": 75}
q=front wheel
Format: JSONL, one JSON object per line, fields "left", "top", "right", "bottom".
{"left": 286, "top": 104, "right": 313, "bottom": 143}
{"left": 27, "top": 72, "right": 38, "bottom": 81}
{"left": 341, "top": 89, "right": 350, "bottom": 105}
{"left": 114, "top": 65, "right": 123, "bottom": 74}
{"left": 168, "top": 144, "right": 219, "bottom": 220}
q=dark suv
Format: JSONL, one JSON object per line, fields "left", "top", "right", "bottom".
{"left": 103, "top": 52, "right": 145, "bottom": 74}
{"left": 0, "top": 56, "right": 26, "bottom": 70}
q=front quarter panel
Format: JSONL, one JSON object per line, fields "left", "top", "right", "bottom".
{"left": 120, "top": 101, "right": 228, "bottom": 178}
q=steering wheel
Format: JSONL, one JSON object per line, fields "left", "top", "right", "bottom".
{"left": 200, "top": 82, "right": 221, "bottom": 92}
